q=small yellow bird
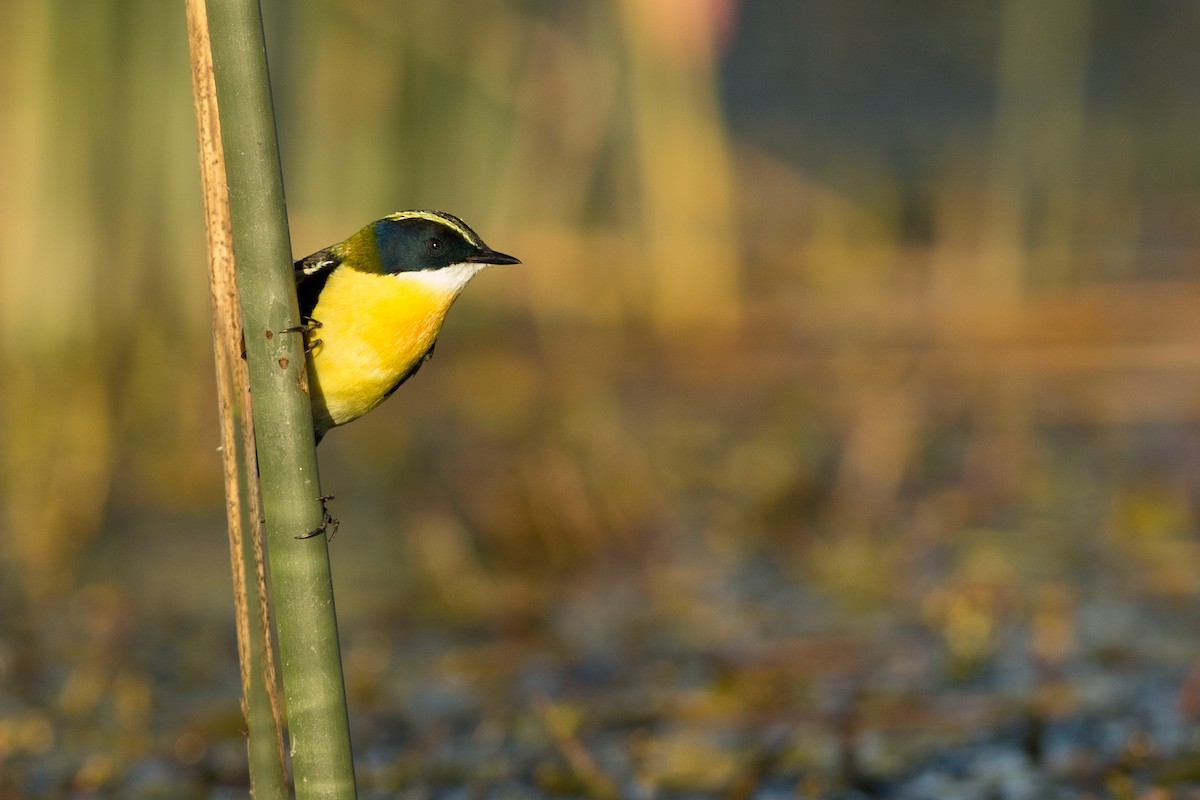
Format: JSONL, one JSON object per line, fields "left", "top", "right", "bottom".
{"left": 294, "top": 210, "right": 519, "bottom": 443}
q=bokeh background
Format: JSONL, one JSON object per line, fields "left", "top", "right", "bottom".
{"left": 3, "top": 1, "right": 1200, "bottom": 797}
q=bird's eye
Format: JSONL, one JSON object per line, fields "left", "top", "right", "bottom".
{"left": 425, "top": 237, "right": 443, "bottom": 254}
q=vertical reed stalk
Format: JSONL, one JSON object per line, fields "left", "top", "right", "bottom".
{"left": 198, "top": 0, "right": 357, "bottom": 796}
{"left": 187, "top": 1, "right": 287, "bottom": 796}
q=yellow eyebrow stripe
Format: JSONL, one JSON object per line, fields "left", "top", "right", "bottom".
{"left": 381, "top": 210, "right": 484, "bottom": 248}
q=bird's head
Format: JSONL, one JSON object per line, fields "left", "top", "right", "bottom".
{"left": 352, "top": 210, "right": 520, "bottom": 282}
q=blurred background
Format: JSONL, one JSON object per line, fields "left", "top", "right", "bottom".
{"left": 3, "top": 0, "right": 1200, "bottom": 796}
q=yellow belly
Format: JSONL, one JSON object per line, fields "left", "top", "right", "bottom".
{"left": 306, "top": 267, "right": 462, "bottom": 437}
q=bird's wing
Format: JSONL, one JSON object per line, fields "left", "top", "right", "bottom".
{"left": 294, "top": 249, "right": 341, "bottom": 319}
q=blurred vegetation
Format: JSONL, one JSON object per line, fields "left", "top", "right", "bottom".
{"left": 3, "top": 0, "right": 1200, "bottom": 795}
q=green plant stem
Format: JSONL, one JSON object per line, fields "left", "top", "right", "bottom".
{"left": 186, "top": 0, "right": 287, "bottom": 794}
{"left": 204, "top": 0, "right": 357, "bottom": 797}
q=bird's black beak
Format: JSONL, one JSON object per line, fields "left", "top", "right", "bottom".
{"left": 467, "top": 249, "right": 521, "bottom": 266}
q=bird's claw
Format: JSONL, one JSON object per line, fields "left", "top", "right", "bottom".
{"left": 281, "top": 318, "right": 323, "bottom": 334}
{"left": 297, "top": 495, "right": 339, "bottom": 541}
{"left": 280, "top": 319, "right": 324, "bottom": 353}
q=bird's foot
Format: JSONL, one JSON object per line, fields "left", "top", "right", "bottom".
{"left": 297, "top": 495, "right": 339, "bottom": 541}
{"left": 281, "top": 318, "right": 323, "bottom": 334}
{"left": 281, "top": 319, "right": 324, "bottom": 353}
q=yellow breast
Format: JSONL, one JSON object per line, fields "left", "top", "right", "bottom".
{"left": 306, "top": 266, "right": 470, "bottom": 435}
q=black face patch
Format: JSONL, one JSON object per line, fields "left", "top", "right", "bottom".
{"left": 373, "top": 217, "right": 480, "bottom": 273}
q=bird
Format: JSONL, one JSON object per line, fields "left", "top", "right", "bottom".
{"left": 292, "top": 210, "right": 520, "bottom": 444}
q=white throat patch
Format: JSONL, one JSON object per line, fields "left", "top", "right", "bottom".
{"left": 399, "top": 262, "right": 487, "bottom": 295}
